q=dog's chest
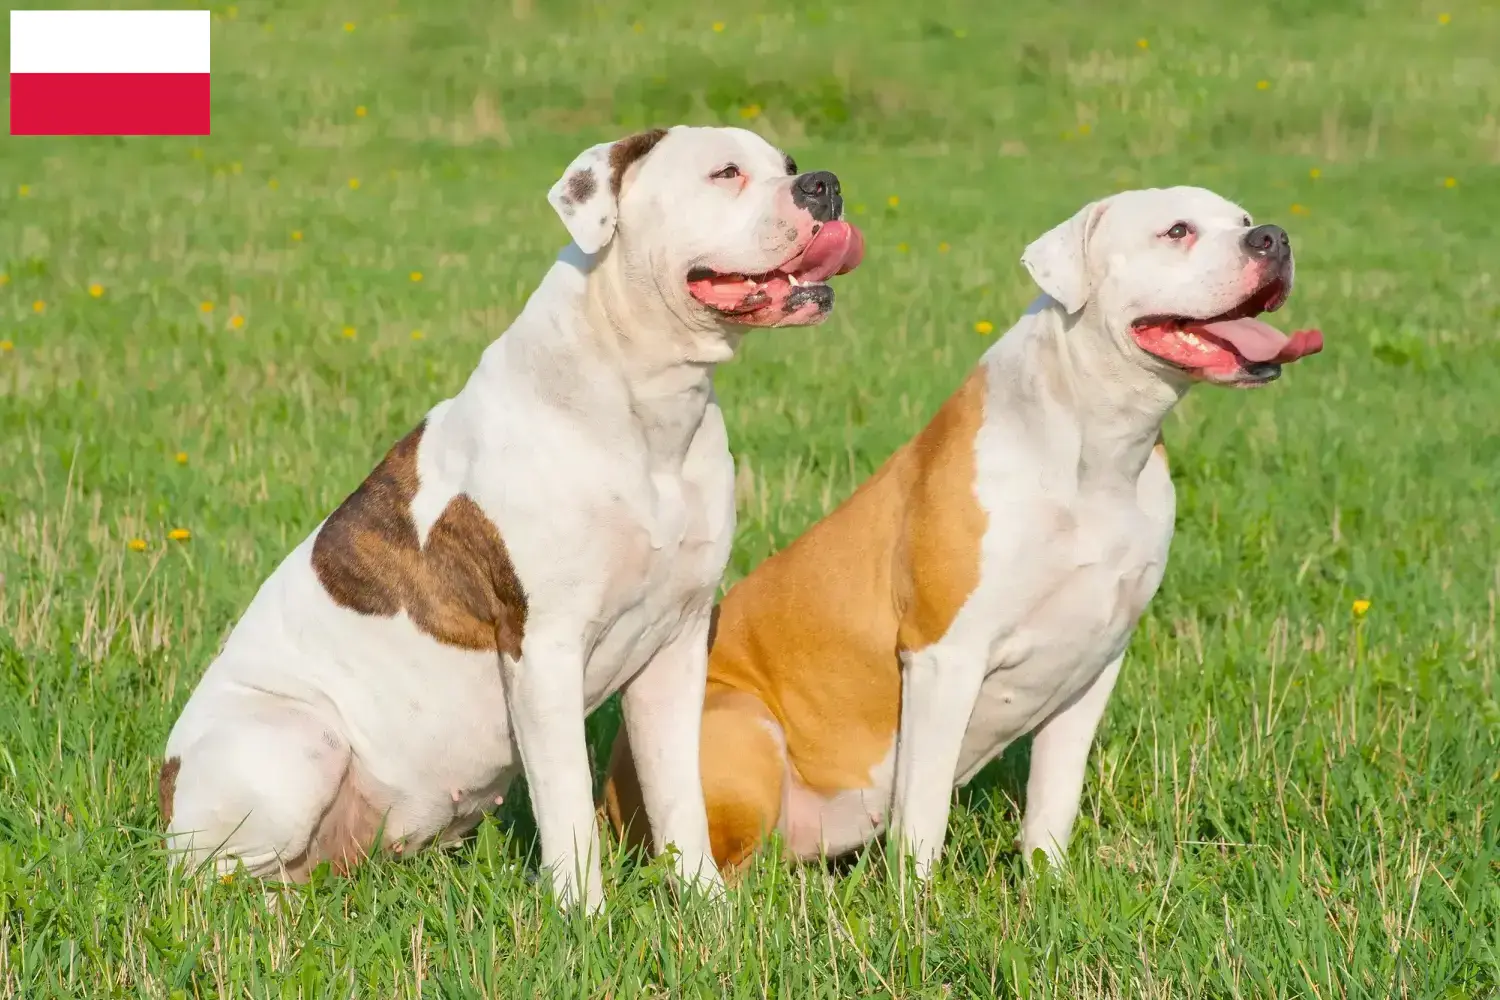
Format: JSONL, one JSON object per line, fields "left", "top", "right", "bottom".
{"left": 956, "top": 497, "right": 1169, "bottom": 777}
{"left": 582, "top": 461, "right": 731, "bottom": 700}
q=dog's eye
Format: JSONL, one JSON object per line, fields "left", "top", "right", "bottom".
{"left": 712, "top": 164, "right": 742, "bottom": 180}
{"left": 1165, "top": 222, "right": 1193, "bottom": 240}
{"left": 784, "top": 156, "right": 797, "bottom": 176}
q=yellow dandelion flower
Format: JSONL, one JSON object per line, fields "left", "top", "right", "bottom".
{"left": 1137, "top": 38, "right": 1149, "bottom": 49}
{"left": 89, "top": 283, "right": 104, "bottom": 298}
{"left": 1309, "top": 167, "right": 1321, "bottom": 179}
{"left": 739, "top": 104, "right": 761, "bottom": 120}
{"left": 632, "top": 21, "right": 644, "bottom": 33}
{"left": 974, "top": 320, "right": 995, "bottom": 335}
{"left": 712, "top": 21, "right": 725, "bottom": 32}
{"left": 268, "top": 178, "right": 279, "bottom": 190}
{"left": 1438, "top": 12, "right": 1450, "bottom": 24}
{"left": 168, "top": 528, "right": 191, "bottom": 542}
{"left": 1078, "top": 122, "right": 1092, "bottom": 136}
{"left": 1256, "top": 80, "right": 1270, "bottom": 91}
{"left": 410, "top": 271, "right": 423, "bottom": 283}
{"left": 887, "top": 195, "right": 900, "bottom": 208}
{"left": 127, "top": 538, "right": 147, "bottom": 553}
{"left": 938, "top": 242, "right": 951, "bottom": 253}
{"left": 200, "top": 301, "right": 214, "bottom": 313}
{"left": 411, "top": 329, "right": 425, "bottom": 340}
{"left": 897, "top": 242, "right": 909, "bottom": 253}
{"left": 1291, "top": 203, "right": 1308, "bottom": 215}
{"left": 175, "top": 452, "right": 189, "bottom": 465}
{"left": 32, "top": 300, "right": 45, "bottom": 314}
{"left": 18, "top": 184, "right": 31, "bottom": 197}
{"left": 291, "top": 230, "right": 303, "bottom": 242}
{"left": 342, "top": 326, "right": 357, "bottom": 339}
{"left": 356, "top": 105, "right": 368, "bottom": 118}
{"left": 229, "top": 314, "right": 245, "bottom": 329}
{"left": 343, "top": 20, "right": 356, "bottom": 32}
{"left": 348, "top": 178, "right": 361, "bottom": 190}
{"left": 0, "top": 274, "right": 8, "bottom": 285}
{"left": 1352, "top": 599, "right": 1371, "bottom": 617}
{"left": 226, "top": 5, "right": 238, "bottom": 18}
{"left": 0, "top": 341, "right": 13, "bottom": 352}
{"left": 1444, "top": 176, "right": 1457, "bottom": 189}
{"left": 230, "top": 161, "right": 242, "bottom": 175}
{"left": 191, "top": 147, "right": 203, "bottom": 160}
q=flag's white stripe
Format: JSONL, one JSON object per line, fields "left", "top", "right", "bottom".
{"left": 10, "top": 10, "right": 210, "bottom": 74}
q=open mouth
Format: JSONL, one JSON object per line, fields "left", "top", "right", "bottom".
{"left": 1130, "top": 277, "right": 1323, "bottom": 385}
{"left": 686, "top": 220, "right": 865, "bottom": 327}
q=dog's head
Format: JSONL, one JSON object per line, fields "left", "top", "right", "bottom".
{"left": 1022, "top": 186, "right": 1322, "bottom": 387}
{"left": 549, "top": 126, "right": 864, "bottom": 329}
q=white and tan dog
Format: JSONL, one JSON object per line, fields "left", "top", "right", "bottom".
{"left": 606, "top": 186, "right": 1321, "bottom": 877}
{"left": 159, "top": 125, "right": 864, "bottom": 910}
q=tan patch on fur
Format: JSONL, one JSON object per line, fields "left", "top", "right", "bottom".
{"left": 603, "top": 684, "right": 786, "bottom": 873}
{"left": 893, "top": 370, "right": 990, "bottom": 651}
{"left": 609, "top": 128, "right": 668, "bottom": 196}
{"left": 157, "top": 756, "right": 181, "bottom": 825}
{"left": 312, "top": 421, "right": 528, "bottom": 659}
{"left": 1152, "top": 432, "right": 1168, "bottom": 469}
{"left": 702, "top": 372, "right": 985, "bottom": 796}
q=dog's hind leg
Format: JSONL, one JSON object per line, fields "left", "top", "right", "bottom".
{"left": 162, "top": 697, "right": 378, "bottom": 881}
{"left": 697, "top": 686, "right": 788, "bottom": 875}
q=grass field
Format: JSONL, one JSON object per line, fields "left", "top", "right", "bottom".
{"left": 3, "top": 0, "right": 1500, "bottom": 995}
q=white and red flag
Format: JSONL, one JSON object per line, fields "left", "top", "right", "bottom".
{"left": 10, "top": 9, "right": 210, "bottom": 136}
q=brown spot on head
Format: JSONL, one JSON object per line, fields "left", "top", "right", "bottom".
{"left": 158, "top": 756, "right": 181, "bottom": 825}
{"left": 565, "top": 168, "right": 597, "bottom": 205}
{"left": 311, "top": 420, "right": 529, "bottom": 658}
{"left": 609, "top": 128, "right": 669, "bottom": 197}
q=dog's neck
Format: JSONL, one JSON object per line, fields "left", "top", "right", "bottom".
{"left": 501, "top": 243, "right": 738, "bottom": 472}
{"left": 998, "top": 296, "right": 1189, "bottom": 493}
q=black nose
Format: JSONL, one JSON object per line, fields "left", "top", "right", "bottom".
{"left": 1243, "top": 224, "right": 1290, "bottom": 259}
{"left": 791, "top": 170, "right": 843, "bottom": 222}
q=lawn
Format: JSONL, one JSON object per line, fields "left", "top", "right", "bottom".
{"left": 2, "top": 0, "right": 1499, "bottom": 996}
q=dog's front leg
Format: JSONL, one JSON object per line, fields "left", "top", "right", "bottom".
{"left": 1017, "top": 653, "right": 1123, "bottom": 869}
{"left": 619, "top": 608, "right": 723, "bottom": 896}
{"left": 502, "top": 626, "right": 603, "bottom": 913}
{"left": 887, "top": 644, "right": 985, "bottom": 881}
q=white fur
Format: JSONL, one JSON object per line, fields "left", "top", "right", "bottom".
{"left": 163, "top": 126, "right": 830, "bottom": 912}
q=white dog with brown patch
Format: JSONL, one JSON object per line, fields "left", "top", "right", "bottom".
{"left": 606, "top": 186, "right": 1321, "bottom": 878}
{"left": 159, "top": 125, "right": 864, "bottom": 910}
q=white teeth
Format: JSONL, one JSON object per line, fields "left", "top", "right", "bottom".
{"left": 789, "top": 273, "right": 801, "bottom": 287}
{"left": 1180, "top": 332, "right": 1201, "bottom": 346}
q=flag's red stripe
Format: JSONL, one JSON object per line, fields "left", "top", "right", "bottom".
{"left": 10, "top": 73, "right": 210, "bottom": 136}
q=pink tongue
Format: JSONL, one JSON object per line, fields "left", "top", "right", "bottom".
{"left": 1197, "top": 317, "right": 1326, "bottom": 363}
{"left": 786, "top": 220, "right": 865, "bottom": 282}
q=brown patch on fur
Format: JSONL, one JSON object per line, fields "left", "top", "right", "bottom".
{"left": 157, "top": 756, "right": 181, "bottom": 825}
{"left": 1152, "top": 431, "right": 1168, "bottom": 469}
{"left": 609, "top": 128, "right": 669, "bottom": 196}
{"left": 565, "top": 168, "right": 597, "bottom": 205}
{"left": 312, "top": 421, "right": 528, "bottom": 658}
{"left": 603, "top": 368, "right": 990, "bottom": 870}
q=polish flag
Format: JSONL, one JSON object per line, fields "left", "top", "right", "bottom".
{"left": 10, "top": 10, "right": 210, "bottom": 136}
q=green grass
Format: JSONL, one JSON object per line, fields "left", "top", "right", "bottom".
{"left": 2, "top": 0, "right": 1499, "bottom": 995}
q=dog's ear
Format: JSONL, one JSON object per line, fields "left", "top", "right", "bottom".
{"left": 1021, "top": 199, "right": 1111, "bottom": 315}
{"left": 548, "top": 128, "right": 670, "bottom": 255}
